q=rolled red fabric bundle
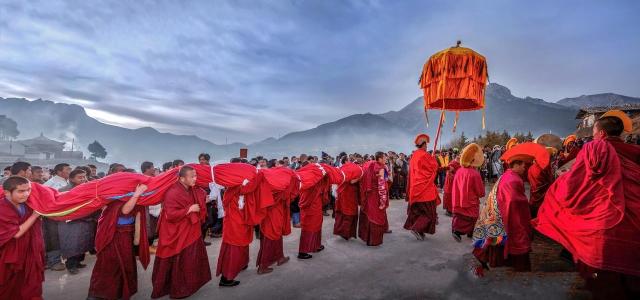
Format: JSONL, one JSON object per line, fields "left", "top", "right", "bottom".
{"left": 321, "top": 163, "right": 345, "bottom": 185}
{"left": 340, "top": 162, "right": 363, "bottom": 182}
{"left": 261, "top": 167, "right": 296, "bottom": 191}
{"left": 295, "top": 163, "right": 325, "bottom": 190}
{"left": 213, "top": 163, "right": 257, "bottom": 188}
{"left": 2, "top": 166, "right": 184, "bottom": 221}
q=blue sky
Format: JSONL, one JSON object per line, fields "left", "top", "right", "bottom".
{"left": 1, "top": 0, "right": 638, "bottom": 143}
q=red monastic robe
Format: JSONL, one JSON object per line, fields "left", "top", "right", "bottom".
{"left": 451, "top": 167, "right": 485, "bottom": 234}
{"left": 404, "top": 149, "right": 440, "bottom": 235}
{"left": 473, "top": 169, "right": 532, "bottom": 271}
{"left": 298, "top": 174, "right": 329, "bottom": 253}
{"left": 257, "top": 167, "right": 299, "bottom": 269}
{"left": 89, "top": 202, "right": 149, "bottom": 300}
{"left": 443, "top": 160, "right": 461, "bottom": 213}
{"left": 151, "top": 182, "right": 210, "bottom": 299}
{"left": 0, "top": 197, "right": 44, "bottom": 300}
{"left": 217, "top": 171, "right": 274, "bottom": 279}
{"left": 358, "top": 161, "right": 388, "bottom": 246}
{"left": 558, "top": 147, "right": 579, "bottom": 167}
{"left": 526, "top": 163, "right": 554, "bottom": 217}
{"left": 534, "top": 138, "right": 640, "bottom": 277}
{"left": 334, "top": 162, "right": 362, "bottom": 240}
{"left": 407, "top": 149, "right": 440, "bottom": 205}
{"left": 334, "top": 182, "right": 360, "bottom": 240}
{"left": 496, "top": 169, "right": 532, "bottom": 257}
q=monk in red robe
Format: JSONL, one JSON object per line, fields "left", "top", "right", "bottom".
{"left": 473, "top": 160, "right": 532, "bottom": 274}
{"left": 404, "top": 134, "right": 439, "bottom": 240}
{"left": 534, "top": 114, "right": 640, "bottom": 299}
{"left": 0, "top": 176, "right": 44, "bottom": 300}
{"left": 526, "top": 153, "right": 554, "bottom": 218}
{"left": 357, "top": 152, "right": 389, "bottom": 246}
{"left": 297, "top": 163, "right": 329, "bottom": 259}
{"left": 217, "top": 169, "right": 273, "bottom": 286}
{"left": 89, "top": 184, "right": 149, "bottom": 300}
{"left": 257, "top": 162, "right": 299, "bottom": 274}
{"left": 151, "top": 166, "right": 211, "bottom": 298}
{"left": 442, "top": 158, "right": 460, "bottom": 216}
{"left": 333, "top": 159, "right": 361, "bottom": 240}
{"left": 558, "top": 141, "right": 579, "bottom": 168}
{"left": 451, "top": 147, "right": 485, "bottom": 242}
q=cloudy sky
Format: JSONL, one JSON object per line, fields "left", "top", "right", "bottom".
{"left": 1, "top": 0, "right": 638, "bottom": 144}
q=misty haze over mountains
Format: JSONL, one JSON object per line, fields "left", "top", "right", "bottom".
{"left": 1, "top": 83, "right": 638, "bottom": 166}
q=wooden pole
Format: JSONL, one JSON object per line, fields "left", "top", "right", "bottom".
{"left": 432, "top": 110, "right": 445, "bottom": 155}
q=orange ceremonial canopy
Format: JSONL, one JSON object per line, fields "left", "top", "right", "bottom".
{"left": 418, "top": 41, "right": 489, "bottom": 153}
{"left": 419, "top": 43, "right": 488, "bottom": 111}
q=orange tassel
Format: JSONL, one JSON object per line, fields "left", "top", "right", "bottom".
{"left": 453, "top": 111, "right": 459, "bottom": 132}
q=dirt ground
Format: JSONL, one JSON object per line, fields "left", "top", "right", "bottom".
{"left": 44, "top": 188, "right": 589, "bottom": 300}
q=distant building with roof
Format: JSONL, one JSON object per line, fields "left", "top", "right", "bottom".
{"left": 0, "top": 133, "right": 107, "bottom": 171}
{"left": 575, "top": 104, "right": 640, "bottom": 137}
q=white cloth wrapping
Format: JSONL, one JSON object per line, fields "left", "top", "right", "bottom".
{"left": 43, "top": 175, "right": 69, "bottom": 191}
{"left": 208, "top": 182, "right": 224, "bottom": 218}
{"left": 148, "top": 204, "right": 162, "bottom": 217}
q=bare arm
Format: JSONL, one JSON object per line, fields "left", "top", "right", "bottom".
{"left": 121, "top": 184, "right": 148, "bottom": 215}
{"left": 14, "top": 212, "right": 40, "bottom": 239}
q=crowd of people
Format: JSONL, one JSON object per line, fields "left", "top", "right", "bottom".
{"left": 0, "top": 109, "right": 638, "bottom": 299}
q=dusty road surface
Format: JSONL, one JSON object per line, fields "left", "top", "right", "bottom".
{"left": 44, "top": 194, "right": 584, "bottom": 300}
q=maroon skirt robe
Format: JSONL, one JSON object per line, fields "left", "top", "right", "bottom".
{"left": 216, "top": 242, "right": 249, "bottom": 280}
{"left": 152, "top": 238, "right": 212, "bottom": 299}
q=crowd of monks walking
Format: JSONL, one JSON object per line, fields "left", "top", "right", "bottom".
{"left": 0, "top": 109, "right": 638, "bottom": 299}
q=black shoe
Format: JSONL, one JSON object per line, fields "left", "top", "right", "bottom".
{"left": 242, "top": 265, "right": 248, "bottom": 271}
{"left": 89, "top": 249, "right": 97, "bottom": 255}
{"left": 316, "top": 245, "right": 325, "bottom": 252}
{"left": 297, "top": 253, "right": 312, "bottom": 259}
{"left": 411, "top": 230, "right": 424, "bottom": 241}
{"left": 204, "top": 241, "right": 212, "bottom": 246}
{"left": 219, "top": 276, "right": 240, "bottom": 287}
{"left": 78, "top": 263, "right": 87, "bottom": 269}
{"left": 68, "top": 268, "right": 80, "bottom": 275}
{"left": 452, "top": 231, "right": 462, "bottom": 242}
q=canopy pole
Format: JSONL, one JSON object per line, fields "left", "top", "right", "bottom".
{"left": 424, "top": 108, "right": 429, "bottom": 128}
{"left": 432, "top": 110, "right": 445, "bottom": 155}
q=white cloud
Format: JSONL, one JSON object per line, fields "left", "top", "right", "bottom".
{"left": 0, "top": 0, "right": 638, "bottom": 143}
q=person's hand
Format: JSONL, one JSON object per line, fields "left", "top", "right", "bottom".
{"left": 134, "top": 184, "right": 148, "bottom": 196}
{"left": 31, "top": 210, "right": 41, "bottom": 217}
{"left": 188, "top": 204, "right": 200, "bottom": 213}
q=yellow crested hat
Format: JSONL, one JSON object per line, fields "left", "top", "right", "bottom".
{"left": 414, "top": 133, "right": 430, "bottom": 146}
{"left": 460, "top": 143, "right": 484, "bottom": 167}
{"left": 600, "top": 110, "right": 633, "bottom": 133}
{"left": 563, "top": 134, "right": 577, "bottom": 147}
{"left": 505, "top": 138, "right": 518, "bottom": 150}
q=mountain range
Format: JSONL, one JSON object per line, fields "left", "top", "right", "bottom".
{"left": 1, "top": 83, "right": 638, "bottom": 166}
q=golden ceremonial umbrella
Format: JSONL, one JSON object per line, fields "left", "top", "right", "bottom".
{"left": 419, "top": 41, "right": 488, "bottom": 152}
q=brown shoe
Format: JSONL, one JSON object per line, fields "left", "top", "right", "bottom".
{"left": 277, "top": 256, "right": 290, "bottom": 266}
{"left": 50, "top": 262, "right": 66, "bottom": 271}
{"left": 257, "top": 267, "right": 274, "bottom": 275}
{"left": 292, "top": 224, "right": 301, "bottom": 228}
